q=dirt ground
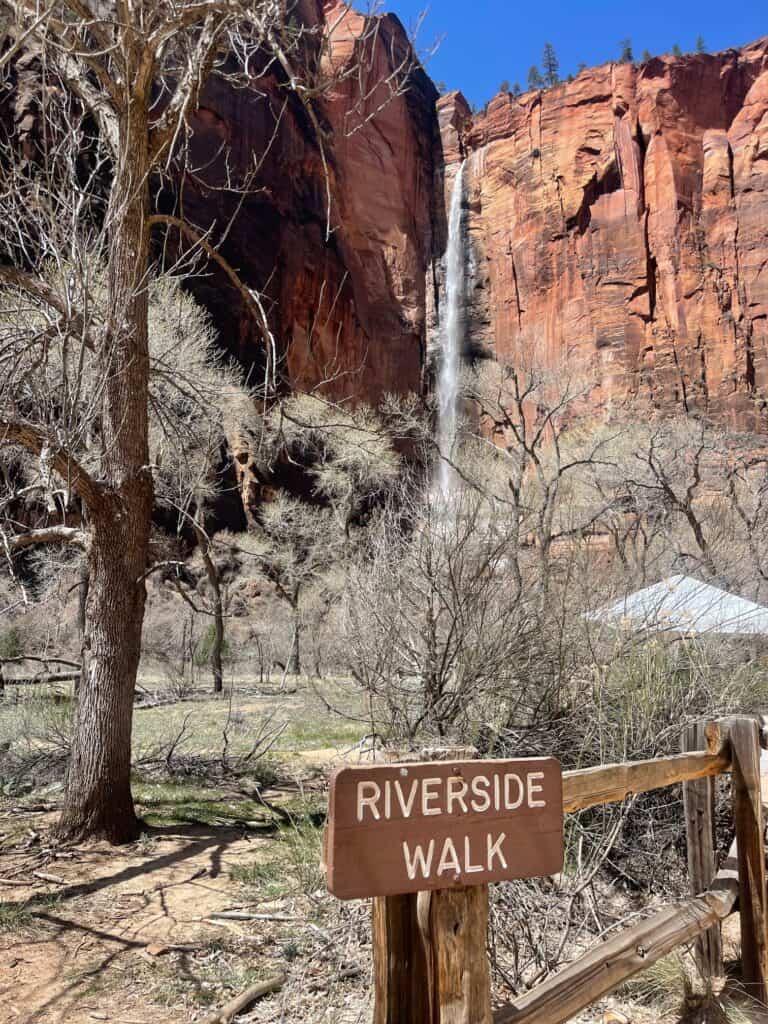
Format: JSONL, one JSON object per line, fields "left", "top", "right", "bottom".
{"left": 2, "top": 685, "right": 768, "bottom": 1024}
{"left": 4, "top": 807, "right": 765, "bottom": 1024}
{"left": 0, "top": 807, "right": 370, "bottom": 1024}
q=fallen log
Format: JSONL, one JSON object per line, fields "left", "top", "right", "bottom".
{"left": 0, "top": 673, "right": 79, "bottom": 686}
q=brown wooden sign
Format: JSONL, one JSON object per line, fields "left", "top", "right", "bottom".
{"left": 325, "top": 758, "right": 563, "bottom": 899}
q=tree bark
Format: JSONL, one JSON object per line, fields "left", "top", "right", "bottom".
{"left": 57, "top": 94, "right": 153, "bottom": 844}
{"left": 288, "top": 605, "right": 301, "bottom": 676}
{"left": 211, "top": 594, "right": 224, "bottom": 694}
{"left": 193, "top": 513, "right": 224, "bottom": 694}
{"left": 75, "top": 562, "right": 90, "bottom": 696}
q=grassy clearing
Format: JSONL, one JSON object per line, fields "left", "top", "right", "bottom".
{"left": 0, "top": 676, "right": 367, "bottom": 814}
{"left": 132, "top": 777, "right": 271, "bottom": 828}
{"left": 131, "top": 676, "right": 368, "bottom": 762}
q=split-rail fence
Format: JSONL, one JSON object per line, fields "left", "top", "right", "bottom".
{"left": 372, "top": 715, "right": 768, "bottom": 1024}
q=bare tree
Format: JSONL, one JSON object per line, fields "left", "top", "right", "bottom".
{"left": 343, "top": 483, "right": 552, "bottom": 742}
{"left": 0, "top": 1, "right": 416, "bottom": 841}
{"left": 460, "top": 356, "right": 619, "bottom": 599}
{"left": 229, "top": 393, "right": 401, "bottom": 675}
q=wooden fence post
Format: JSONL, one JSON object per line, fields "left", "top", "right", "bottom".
{"left": 729, "top": 716, "right": 768, "bottom": 1002}
{"left": 372, "top": 747, "right": 493, "bottom": 1024}
{"left": 424, "top": 885, "right": 492, "bottom": 1024}
{"left": 682, "top": 721, "right": 723, "bottom": 988}
{"left": 373, "top": 893, "right": 432, "bottom": 1024}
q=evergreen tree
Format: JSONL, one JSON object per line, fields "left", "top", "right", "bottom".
{"left": 619, "top": 38, "right": 634, "bottom": 63}
{"left": 512, "top": 82, "right": 521, "bottom": 96}
{"left": 672, "top": 43, "right": 683, "bottom": 57}
{"left": 499, "top": 79, "right": 511, "bottom": 94}
{"left": 541, "top": 43, "right": 559, "bottom": 86}
{"left": 641, "top": 49, "right": 652, "bottom": 62}
{"left": 578, "top": 62, "right": 588, "bottom": 73}
{"left": 528, "top": 65, "right": 544, "bottom": 90}
{"left": 696, "top": 34, "right": 706, "bottom": 53}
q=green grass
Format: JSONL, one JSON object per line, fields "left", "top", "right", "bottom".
{"left": 0, "top": 901, "right": 34, "bottom": 933}
{"left": 131, "top": 677, "right": 368, "bottom": 762}
{"left": 230, "top": 857, "right": 288, "bottom": 899}
{"left": 284, "top": 714, "right": 365, "bottom": 749}
{"left": 141, "top": 941, "right": 269, "bottom": 1009}
{"left": 0, "top": 893, "right": 61, "bottom": 934}
{"left": 230, "top": 814, "right": 325, "bottom": 899}
{"left": 132, "top": 777, "right": 273, "bottom": 827}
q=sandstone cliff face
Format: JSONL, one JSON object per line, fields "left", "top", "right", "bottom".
{"left": 176, "top": 0, "right": 439, "bottom": 406}
{"left": 434, "top": 41, "right": 768, "bottom": 431}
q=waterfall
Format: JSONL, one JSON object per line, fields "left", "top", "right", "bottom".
{"left": 436, "top": 158, "right": 467, "bottom": 495}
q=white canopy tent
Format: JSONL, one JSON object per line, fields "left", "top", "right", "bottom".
{"left": 588, "top": 574, "right": 768, "bottom": 638}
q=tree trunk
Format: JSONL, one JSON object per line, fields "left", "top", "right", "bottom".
{"left": 58, "top": 512, "right": 147, "bottom": 842}
{"left": 75, "top": 562, "right": 90, "bottom": 697}
{"left": 193, "top": 513, "right": 224, "bottom": 695}
{"left": 57, "top": 95, "right": 152, "bottom": 844}
{"left": 288, "top": 601, "right": 301, "bottom": 676}
{"left": 211, "top": 599, "right": 224, "bottom": 695}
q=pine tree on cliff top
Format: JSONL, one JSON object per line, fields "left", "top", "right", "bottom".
{"left": 619, "top": 38, "right": 634, "bottom": 63}
{"left": 696, "top": 35, "right": 707, "bottom": 53}
{"left": 528, "top": 65, "right": 544, "bottom": 90}
{"left": 542, "top": 43, "right": 559, "bottom": 86}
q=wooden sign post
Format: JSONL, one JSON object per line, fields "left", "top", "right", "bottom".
{"left": 325, "top": 755, "right": 564, "bottom": 1023}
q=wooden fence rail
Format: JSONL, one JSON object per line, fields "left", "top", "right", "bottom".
{"left": 373, "top": 715, "right": 768, "bottom": 1024}
{"left": 494, "top": 841, "right": 739, "bottom": 1024}
{"left": 489, "top": 714, "right": 768, "bottom": 1024}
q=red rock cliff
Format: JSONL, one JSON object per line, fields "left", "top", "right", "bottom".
{"left": 434, "top": 40, "right": 768, "bottom": 430}
{"left": 174, "top": 0, "right": 440, "bottom": 405}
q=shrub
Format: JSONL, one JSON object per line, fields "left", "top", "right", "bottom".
{"left": 0, "top": 625, "right": 22, "bottom": 660}
{"left": 193, "top": 622, "right": 229, "bottom": 667}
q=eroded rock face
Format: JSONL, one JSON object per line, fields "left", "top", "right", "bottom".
{"left": 177, "top": 0, "right": 440, "bottom": 406}
{"left": 435, "top": 40, "right": 768, "bottom": 431}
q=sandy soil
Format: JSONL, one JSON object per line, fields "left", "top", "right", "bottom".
{"left": 1, "top": 816, "right": 269, "bottom": 1024}
{"left": 1, "top": 748, "right": 767, "bottom": 1023}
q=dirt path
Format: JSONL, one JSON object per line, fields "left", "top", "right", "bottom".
{"left": 2, "top": 747, "right": 768, "bottom": 1024}
{"left": 0, "top": 818, "right": 279, "bottom": 1024}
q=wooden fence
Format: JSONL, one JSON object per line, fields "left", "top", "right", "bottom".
{"left": 373, "top": 715, "right": 768, "bottom": 1024}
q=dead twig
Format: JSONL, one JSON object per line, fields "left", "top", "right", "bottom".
{"left": 194, "top": 972, "right": 286, "bottom": 1024}
{"left": 205, "top": 911, "right": 299, "bottom": 922}
{"left": 32, "top": 870, "right": 66, "bottom": 885}
{"left": 307, "top": 964, "right": 362, "bottom": 991}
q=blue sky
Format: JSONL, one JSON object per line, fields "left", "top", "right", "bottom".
{"left": 384, "top": 0, "right": 766, "bottom": 107}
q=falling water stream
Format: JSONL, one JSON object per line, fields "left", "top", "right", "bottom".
{"left": 436, "top": 158, "right": 467, "bottom": 495}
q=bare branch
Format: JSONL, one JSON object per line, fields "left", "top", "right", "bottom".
{"left": 0, "top": 418, "right": 104, "bottom": 511}
{"left": 7, "top": 524, "right": 88, "bottom": 552}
